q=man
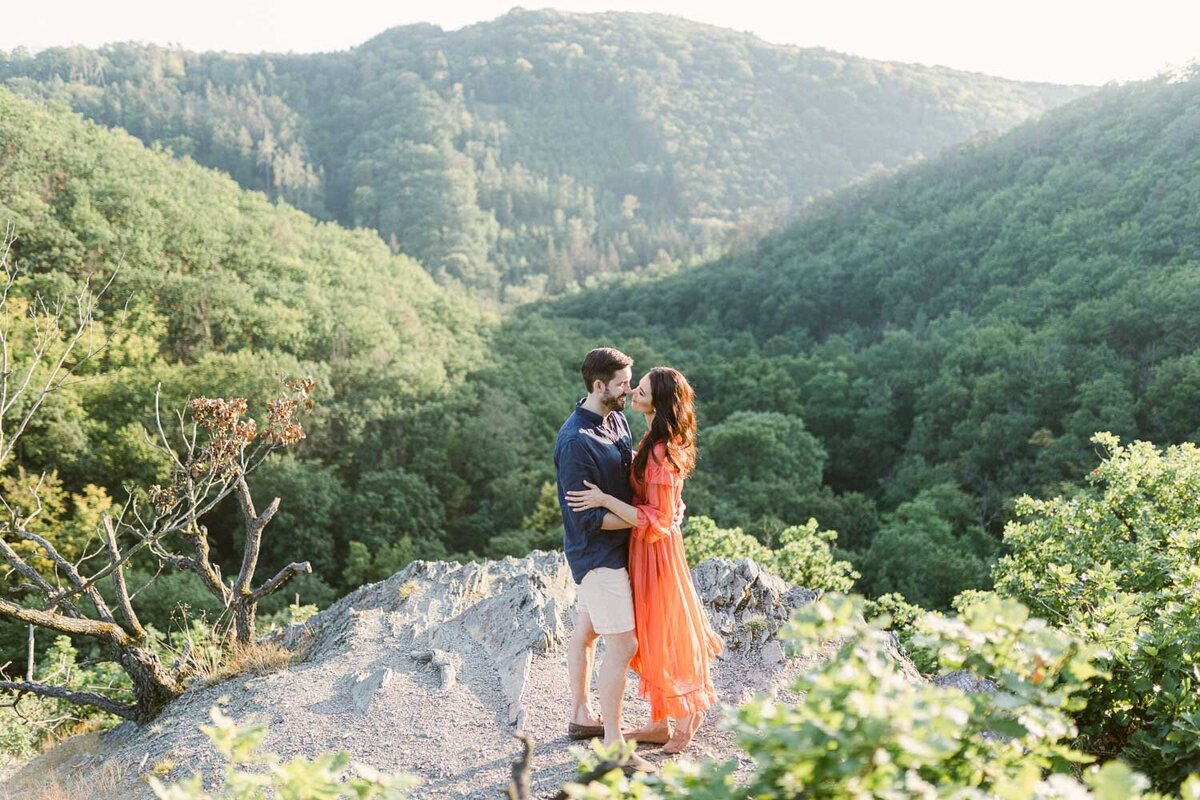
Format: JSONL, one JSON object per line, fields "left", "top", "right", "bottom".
{"left": 554, "top": 346, "right": 655, "bottom": 772}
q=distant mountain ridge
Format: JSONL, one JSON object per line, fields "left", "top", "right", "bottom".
{"left": 0, "top": 9, "right": 1091, "bottom": 299}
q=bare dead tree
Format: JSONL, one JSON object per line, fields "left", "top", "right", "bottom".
{"left": 0, "top": 229, "right": 315, "bottom": 723}
{"left": 139, "top": 385, "right": 316, "bottom": 648}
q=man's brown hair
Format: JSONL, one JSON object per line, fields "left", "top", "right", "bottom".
{"left": 581, "top": 347, "right": 633, "bottom": 392}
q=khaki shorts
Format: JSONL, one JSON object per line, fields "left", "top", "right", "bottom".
{"left": 576, "top": 567, "right": 635, "bottom": 635}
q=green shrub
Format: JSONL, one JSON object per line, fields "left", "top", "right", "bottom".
{"left": 862, "top": 591, "right": 940, "bottom": 675}
{"left": 560, "top": 594, "right": 1200, "bottom": 799}
{"left": 685, "top": 516, "right": 858, "bottom": 592}
{"left": 994, "top": 433, "right": 1200, "bottom": 790}
{"left": 149, "top": 707, "right": 416, "bottom": 799}
{"left": 731, "top": 594, "right": 1102, "bottom": 797}
{"left": 0, "top": 636, "right": 129, "bottom": 762}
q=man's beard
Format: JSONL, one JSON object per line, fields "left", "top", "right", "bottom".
{"left": 601, "top": 391, "right": 626, "bottom": 412}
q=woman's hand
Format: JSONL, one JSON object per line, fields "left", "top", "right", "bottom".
{"left": 566, "top": 480, "right": 610, "bottom": 512}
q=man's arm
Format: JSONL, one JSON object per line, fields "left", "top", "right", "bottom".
{"left": 557, "top": 439, "right": 613, "bottom": 535}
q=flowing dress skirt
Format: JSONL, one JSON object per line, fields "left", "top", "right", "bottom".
{"left": 628, "top": 444, "right": 723, "bottom": 721}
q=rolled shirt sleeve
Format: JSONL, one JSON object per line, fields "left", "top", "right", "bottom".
{"left": 557, "top": 438, "right": 608, "bottom": 537}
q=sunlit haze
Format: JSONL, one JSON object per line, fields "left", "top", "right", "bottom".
{"left": 1, "top": 0, "right": 1197, "bottom": 86}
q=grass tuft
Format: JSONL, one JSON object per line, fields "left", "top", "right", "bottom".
{"left": 189, "top": 640, "right": 294, "bottom": 687}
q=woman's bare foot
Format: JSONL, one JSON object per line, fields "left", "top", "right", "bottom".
{"left": 662, "top": 711, "right": 705, "bottom": 754}
{"left": 625, "top": 720, "right": 672, "bottom": 745}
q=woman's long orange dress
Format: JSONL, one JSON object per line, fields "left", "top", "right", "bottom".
{"left": 628, "top": 441, "right": 723, "bottom": 721}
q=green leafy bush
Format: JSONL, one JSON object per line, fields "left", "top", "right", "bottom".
{"left": 0, "top": 636, "right": 128, "bottom": 763}
{"left": 149, "top": 707, "right": 416, "bottom": 799}
{"left": 862, "top": 591, "right": 940, "bottom": 674}
{"left": 560, "top": 594, "right": 1200, "bottom": 799}
{"left": 732, "top": 594, "right": 1100, "bottom": 797}
{"left": 684, "top": 516, "right": 859, "bottom": 592}
{"left": 993, "top": 433, "right": 1200, "bottom": 790}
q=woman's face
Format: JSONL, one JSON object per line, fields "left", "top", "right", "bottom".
{"left": 630, "top": 373, "right": 654, "bottom": 414}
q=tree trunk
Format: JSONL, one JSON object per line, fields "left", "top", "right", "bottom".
{"left": 233, "top": 597, "right": 256, "bottom": 647}
{"left": 230, "top": 560, "right": 311, "bottom": 646}
{"left": 116, "top": 643, "right": 185, "bottom": 723}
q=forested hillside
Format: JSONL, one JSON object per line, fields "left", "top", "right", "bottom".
{"left": 0, "top": 9, "right": 1088, "bottom": 299}
{"left": 4, "top": 64, "right": 1196, "bottom": 642}
{"left": 523, "top": 69, "right": 1200, "bottom": 606}
{"left": 0, "top": 87, "right": 492, "bottom": 643}
{"left": 6, "top": 20, "right": 1200, "bottom": 796}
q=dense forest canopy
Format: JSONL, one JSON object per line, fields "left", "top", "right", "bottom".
{"left": 3, "top": 56, "right": 1199, "bottom": 639}
{"left": 0, "top": 9, "right": 1089, "bottom": 300}
{"left": 525, "top": 69, "right": 1200, "bottom": 604}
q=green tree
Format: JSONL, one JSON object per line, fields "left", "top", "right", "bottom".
{"left": 857, "top": 485, "right": 994, "bottom": 610}
{"left": 689, "top": 411, "right": 826, "bottom": 526}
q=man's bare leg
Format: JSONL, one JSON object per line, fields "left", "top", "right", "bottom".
{"left": 568, "top": 610, "right": 602, "bottom": 726}
{"left": 597, "top": 630, "right": 637, "bottom": 745}
{"left": 584, "top": 634, "right": 597, "bottom": 709}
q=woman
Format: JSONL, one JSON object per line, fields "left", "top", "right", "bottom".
{"left": 567, "top": 367, "right": 722, "bottom": 753}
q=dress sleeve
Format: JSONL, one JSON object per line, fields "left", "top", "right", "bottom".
{"left": 633, "top": 446, "right": 681, "bottom": 545}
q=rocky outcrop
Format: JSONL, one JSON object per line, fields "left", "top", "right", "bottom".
{"left": 693, "top": 559, "right": 817, "bottom": 652}
{"left": 285, "top": 552, "right": 576, "bottom": 731}
{"left": 1, "top": 554, "right": 837, "bottom": 799}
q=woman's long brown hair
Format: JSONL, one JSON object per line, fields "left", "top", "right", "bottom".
{"left": 632, "top": 367, "right": 697, "bottom": 482}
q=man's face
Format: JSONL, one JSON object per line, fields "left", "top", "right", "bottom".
{"left": 598, "top": 366, "right": 633, "bottom": 412}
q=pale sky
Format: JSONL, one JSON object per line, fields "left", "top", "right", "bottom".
{"left": 1, "top": 0, "right": 1197, "bottom": 86}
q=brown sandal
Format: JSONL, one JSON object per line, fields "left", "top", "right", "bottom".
{"left": 567, "top": 721, "right": 606, "bottom": 740}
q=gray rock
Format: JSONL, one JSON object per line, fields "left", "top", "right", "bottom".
{"left": 933, "top": 669, "right": 997, "bottom": 694}
{"left": 691, "top": 558, "right": 815, "bottom": 641}
{"left": 761, "top": 639, "right": 786, "bottom": 665}
{"left": 350, "top": 667, "right": 394, "bottom": 713}
{"left": 409, "top": 649, "right": 457, "bottom": 691}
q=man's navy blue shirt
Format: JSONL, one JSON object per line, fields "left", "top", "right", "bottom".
{"left": 554, "top": 401, "right": 634, "bottom": 584}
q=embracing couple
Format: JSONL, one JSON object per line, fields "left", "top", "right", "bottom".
{"left": 554, "top": 347, "right": 722, "bottom": 771}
